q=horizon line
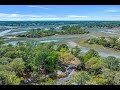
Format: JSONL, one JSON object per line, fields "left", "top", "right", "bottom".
{"left": 0, "top": 20, "right": 120, "bottom": 22}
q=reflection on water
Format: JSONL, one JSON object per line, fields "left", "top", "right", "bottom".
{"left": 10, "top": 31, "right": 27, "bottom": 35}
{"left": 40, "top": 40, "right": 58, "bottom": 43}
{"left": 0, "top": 30, "right": 11, "bottom": 36}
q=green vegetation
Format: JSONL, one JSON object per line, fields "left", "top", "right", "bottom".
{"left": 1, "top": 21, "right": 120, "bottom": 85}
{"left": 0, "top": 35, "right": 120, "bottom": 85}
{"left": 66, "top": 71, "right": 91, "bottom": 85}
{"left": 0, "top": 37, "right": 4, "bottom": 45}
{"left": 17, "top": 25, "right": 89, "bottom": 38}
{"left": 83, "top": 49, "right": 100, "bottom": 62}
{"left": 86, "top": 36, "right": 120, "bottom": 50}
{"left": 106, "top": 56, "right": 120, "bottom": 71}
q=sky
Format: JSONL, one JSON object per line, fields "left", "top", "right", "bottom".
{"left": 0, "top": 5, "right": 120, "bottom": 21}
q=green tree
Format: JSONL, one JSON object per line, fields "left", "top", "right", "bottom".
{"left": 8, "top": 58, "right": 25, "bottom": 75}
{"left": 109, "top": 37, "right": 118, "bottom": 48}
{"left": 86, "top": 74, "right": 108, "bottom": 85}
{"left": 101, "top": 68, "right": 115, "bottom": 85}
{"left": 106, "top": 56, "right": 120, "bottom": 71}
{"left": 77, "top": 54, "right": 84, "bottom": 62}
{"left": 0, "top": 57, "right": 12, "bottom": 65}
{"left": 0, "top": 37, "right": 4, "bottom": 45}
{"left": 85, "top": 57, "right": 108, "bottom": 75}
{"left": 67, "top": 71, "right": 91, "bottom": 85}
{"left": 45, "top": 51, "right": 59, "bottom": 72}
{"left": 57, "top": 44, "right": 69, "bottom": 51}
{"left": 0, "top": 71, "right": 21, "bottom": 85}
{"left": 83, "top": 49, "right": 100, "bottom": 62}
{"left": 112, "top": 71, "right": 120, "bottom": 85}
{"left": 70, "top": 46, "right": 81, "bottom": 57}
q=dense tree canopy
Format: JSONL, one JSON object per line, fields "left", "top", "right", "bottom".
{"left": 106, "top": 56, "right": 120, "bottom": 71}
{"left": 0, "top": 37, "right": 120, "bottom": 85}
{"left": 83, "top": 49, "right": 100, "bottom": 62}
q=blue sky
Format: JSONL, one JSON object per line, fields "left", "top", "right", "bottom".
{"left": 0, "top": 5, "right": 120, "bottom": 21}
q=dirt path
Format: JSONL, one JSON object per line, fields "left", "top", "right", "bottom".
{"left": 54, "top": 69, "right": 76, "bottom": 85}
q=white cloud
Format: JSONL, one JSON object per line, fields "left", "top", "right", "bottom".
{"left": 67, "top": 15, "right": 89, "bottom": 18}
{"left": 27, "top": 5, "right": 49, "bottom": 10}
{"left": 105, "top": 9, "right": 119, "bottom": 12}
{"left": 0, "top": 13, "right": 120, "bottom": 21}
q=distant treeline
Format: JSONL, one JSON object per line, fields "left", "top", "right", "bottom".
{"left": 0, "top": 21, "right": 120, "bottom": 28}
{"left": 17, "top": 25, "right": 89, "bottom": 38}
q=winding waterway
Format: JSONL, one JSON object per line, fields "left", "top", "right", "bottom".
{"left": 1, "top": 27, "right": 120, "bottom": 58}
